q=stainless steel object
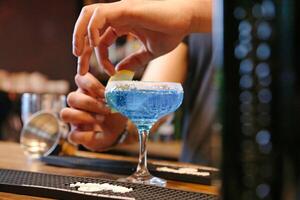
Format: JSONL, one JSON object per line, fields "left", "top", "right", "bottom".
{"left": 20, "top": 93, "right": 68, "bottom": 159}
{"left": 21, "top": 93, "right": 66, "bottom": 123}
{"left": 20, "top": 111, "right": 61, "bottom": 159}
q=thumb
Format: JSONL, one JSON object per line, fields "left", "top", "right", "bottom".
{"left": 116, "top": 48, "right": 154, "bottom": 71}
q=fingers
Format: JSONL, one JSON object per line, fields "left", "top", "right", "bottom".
{"left": 73, "top": 3, "right": 120, "bottom": 54}
{"left": 68, "top": 130, "right": 104, "bottom": 151}
{"left": 73, "top": 2, "right": 140, "bottom": 76}
{"left": 67, "top": 91, "right": 110, "bottom": 114}
{"left": 68, "top": 125, "right": 120, "bottom": 151}
{"left": 94, "top": 27, "right": 129, "bottom": 75}
{"left": 73, "top": 4, "right": 102, "bottom": 56}
{"left": 77, "top": 37, "right": 93, "bottom": 75}
{"left": 87, "top": 7, "right": 108, "bottom": 47}
{"left": 75, "top": 73, "right": 105, "bottom": 98}
{"left": 116, "top": 47, "right": 154, "bottom": 71}
{"left": 87, "top": 2, "right": 126, "bottom": 47}
{"left": 94, "top": 28, "right": 118, "bottom": 76}
{"left": 60, "top": 107, "right": 104, "bottom": 125}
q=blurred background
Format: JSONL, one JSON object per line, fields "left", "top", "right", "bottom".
{"left": 0, "top": 0, "right": 80, "bottom": 141}
{"left": 0, "top": 0, "right": 78, "bottom": 89}
{"left": 1, "top": 0, "right": 300, "bottom": 199}
{"left": 0, "top": 0, "right": 176, "bottom": 158}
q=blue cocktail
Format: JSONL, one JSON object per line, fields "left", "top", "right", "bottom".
{"left": 105, "top": 81, "right": 183, "bottom": 186}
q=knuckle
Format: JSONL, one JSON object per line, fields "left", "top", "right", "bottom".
{"left": 118, "top": 7, "right": 128, "bottom": 18}
{"left": 85, "top": 79, "right": 93, "bottom": 89}
{"left": 86, "top": 80, "right": 97, "bottom": 91}
{"left": 94, "top": 7, "right": 101, "bottom": 14}
{"left": 81, "top": 6, "right": 90, "bottom": 15}
{"left": 91, "top": 82, "right": 98, "bottom": 92}
{"left": 94, "top": 6, "right": 104, "bottom": 17}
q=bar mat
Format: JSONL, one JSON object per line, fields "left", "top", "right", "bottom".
{"left": 0, "top": 169, "right": 218, "bottom": 200}
{"left": 41, "top": 155, "right": 217, "bottom": 185}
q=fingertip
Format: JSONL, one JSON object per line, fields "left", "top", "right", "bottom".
{"left": 102, "top": 61, "right": 116, "bottom": 76}
{"left": 77, "top": 63, "right": 84, "bottom": 75}
{"left": 68, "top": 130, "right": 80, "bottom": 145}
{"left": 77, "top": 64, "right": 88, "bottom": 76}
{"left": 73, "top": 48, "right": 79, "bottom": 57}
{"left": 73, "top": 35, "right": 83, "bottom": 57}
{"left": 77, "top": 64, "right": 81, "bottom": 75}
{"left": 69, "top": 131, "right": 94, "bottom": 147}
{"left": 115, "top": 61, "right": 135, "bottom": 72}
{"left": 73, "top": 45, "right": 82, "bottom": 57}
{"left": 60, "top": 108, "right": 69, "bottom": 122}
{"left": 115, "top": 63, "right": 126, "bottom": 71}
{"left": 106, "top": 68, "right": 116, "bottom": 76}
{"left": 116, "top": 50, "right": 153, "bottom": 72}
{"left": 77, "top": 56, "right": 90, "bottom": 76}
{"left": 66, "top": 91, "right": 77, "bottom": 107}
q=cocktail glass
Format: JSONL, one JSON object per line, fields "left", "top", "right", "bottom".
{"left": 105, "top": 81, "right": 184, "bottom": 187}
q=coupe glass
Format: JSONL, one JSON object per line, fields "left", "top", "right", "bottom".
{"left": 105, "top": 81, "right": 183, "bottom": 186}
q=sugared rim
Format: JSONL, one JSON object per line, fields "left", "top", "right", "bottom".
{"left": 106, "top": 81, "right": 183, "bottom": 92}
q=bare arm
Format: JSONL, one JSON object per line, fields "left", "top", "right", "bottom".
{"left": 142, "top": 42, "right": 188, "bottom": 83}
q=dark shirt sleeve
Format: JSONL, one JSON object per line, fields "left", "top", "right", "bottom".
{"left": 182, "top": 36, "right": 189, "bottom": 45}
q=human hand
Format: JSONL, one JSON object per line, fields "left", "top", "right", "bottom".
{"left": 60, "top": 73, "right": 127, "bottom": 151}
{"left": 73, "top": 0, "right": 211, "bottom": 76}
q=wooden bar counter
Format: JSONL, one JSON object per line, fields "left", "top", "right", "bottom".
{"left": 0, "top": 141, "right": 219, "bottom": 199}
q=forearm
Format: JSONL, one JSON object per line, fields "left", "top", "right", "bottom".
{"left": 142, "top": 43, "right": 188, "bottom": 83}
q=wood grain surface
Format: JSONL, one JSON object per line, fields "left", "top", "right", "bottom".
{"left": 0, "top": 142, "right": 219, "bottom": 199}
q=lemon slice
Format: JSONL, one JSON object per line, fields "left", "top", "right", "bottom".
{"left": 107, "top": 70, "right": 134, "bottom": 113}
{"left": 108, "top": 70, "right": 135, "bottom": 82}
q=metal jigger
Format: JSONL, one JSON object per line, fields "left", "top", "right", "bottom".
{"left": 20, "top": 111, "right": 62, "bottom": 159}
{"left": 20, "top": 93, "right": 70, "bottom": 159}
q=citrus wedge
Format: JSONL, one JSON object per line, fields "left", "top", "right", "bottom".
{"left": 107, "top": 70, "right": 135, "bottom": 113}
{"left": 108, "top": 70, "right": 135, "bottom": 82}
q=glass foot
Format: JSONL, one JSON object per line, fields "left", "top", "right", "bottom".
{"left": 118, "top": 174, "right": 166, "bottom": 187}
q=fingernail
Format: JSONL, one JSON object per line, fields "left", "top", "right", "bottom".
{"left": 68, "top": 132, "right": 79, "bottom": 146}
{"left": 77, "top": 58, "right": 82, "bottom": 75}
{"left": 95, "top": 115, "right": 105, "bottom": 123}
{"left": 77, "top": 64, "right": 81, "bottom": 74}
{"left": 95, "top": 132, "right": 104, "bottom": 140}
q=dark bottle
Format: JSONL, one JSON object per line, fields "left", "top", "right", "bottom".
{"left": 277, "top": 0, "right": 300, "bottom": 199}
{"left": 220, "top": 0, "right": 294, "bottom": 199}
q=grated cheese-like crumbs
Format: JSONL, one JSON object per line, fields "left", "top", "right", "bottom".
{"left": 70, "top": 182, "right": 133, "bottom": 193}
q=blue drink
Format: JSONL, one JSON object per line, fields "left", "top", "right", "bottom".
{"left": 105, "top": 81, "right": 183, "bottom": 186}
{"left": 105, "top": 89, "right": 183, "bottom": 130}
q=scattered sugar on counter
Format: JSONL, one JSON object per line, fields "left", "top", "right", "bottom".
{"left": 156, "top": 167, "right": 210, "bottom": 176}
{"left": 70, "top": 182, "right": 133, "bottom": 193}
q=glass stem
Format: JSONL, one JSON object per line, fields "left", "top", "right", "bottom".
{"left": 136, "top": 129, "right": 150, "bottom": 176}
